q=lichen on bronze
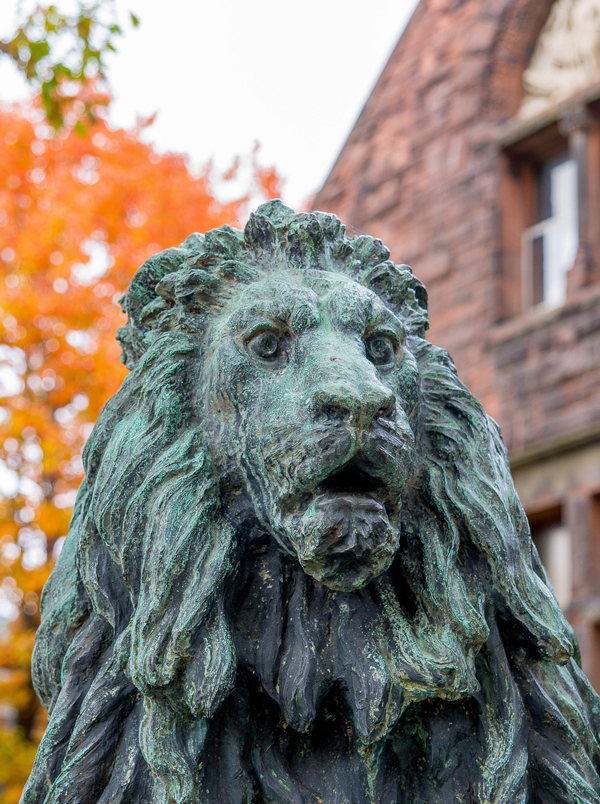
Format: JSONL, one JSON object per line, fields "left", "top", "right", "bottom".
{"left": 23, "top": 201, "right": 600, "bottom": 803}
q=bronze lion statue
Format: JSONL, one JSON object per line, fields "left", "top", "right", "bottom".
{"left": 24, "top": 201, "right": 600, "bottom": 803}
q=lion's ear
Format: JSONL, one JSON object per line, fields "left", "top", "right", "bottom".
{"left": 474, "top": 419, "right": 576, "bottom": 662}
{"left": 31, "top": 482, "right": 92, "bottom": 710}
{"left": 414, "top": 340, "right": 575, "bottom": 665}
{"left": 85, "top": 399, "right": 238, "bottom": 717}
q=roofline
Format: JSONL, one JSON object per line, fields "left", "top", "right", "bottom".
{"left": 312, "top": 0, "right": 424, "bottom": 210}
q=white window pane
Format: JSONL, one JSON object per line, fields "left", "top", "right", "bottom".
{"left": 534, "top": 524, "right": 572, "bottom": 609}
{"left": 543, "top": 159, "right": 578, "bottom": 306}
{"left": 522, "top": 156, "right": 578, "bottom": 308}
{"left": 551, "top": 158, "right": 578, "bottom": 219}
{"left": 543, "top": 219, "right": 577, "bottom": 305}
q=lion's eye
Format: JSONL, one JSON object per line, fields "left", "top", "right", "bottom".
{"left": 248, "top": 330, "right": 282, "bottom": 361}
{"left": 365, "top": 335, "right": 395, "bottom": 365}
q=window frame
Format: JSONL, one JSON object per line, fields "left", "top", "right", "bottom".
{"left": 520, "top": 152, "right": 579, "bottom": 310}
{"left": 529, "top": 505, "right": 572, "bottom": 610}
{"left": 496, "top": 91, "right": 600, "bottom": 322}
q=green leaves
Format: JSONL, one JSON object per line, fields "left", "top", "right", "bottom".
{"left": 0, "top": 2, "right": 140, "bottom": 130}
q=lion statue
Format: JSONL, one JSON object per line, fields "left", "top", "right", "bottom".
{"left": 23, "top": 201, "right": 600, "bottom": 803}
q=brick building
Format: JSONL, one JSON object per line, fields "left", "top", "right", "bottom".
{"left": 315, "top": 0, "right": 600, "bottom": 687}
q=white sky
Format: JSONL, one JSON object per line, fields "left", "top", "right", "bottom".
{"left": 0, "top": 0, "right": 418, "bottom": 208}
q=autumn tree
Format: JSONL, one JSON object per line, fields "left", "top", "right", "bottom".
{"left": 0, "top": 95, "right": 280, "bottom": 801}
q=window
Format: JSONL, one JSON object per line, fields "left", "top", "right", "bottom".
{"left": 521, "top": 153, "right": 578, "bottom": 308}
{"left": 498, "top": 101, "right": 599, "bottom": 321}
{"left": 530, "top": 509, "right": 572, "bottom": 610}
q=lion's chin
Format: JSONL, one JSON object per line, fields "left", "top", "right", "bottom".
{"left": 289, "top": 494, "right": 399, "bottom": 592}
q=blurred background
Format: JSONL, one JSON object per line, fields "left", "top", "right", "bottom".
{"left": 1, "top": 0, "right": 600, "bottom": 798}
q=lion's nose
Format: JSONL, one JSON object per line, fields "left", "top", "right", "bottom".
{"left": 313, "top": 387, "right": 396, "bottom": 425}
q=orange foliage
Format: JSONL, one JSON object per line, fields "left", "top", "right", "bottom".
{"left": 0, "top": 99, "right": 281, "bottom": 800}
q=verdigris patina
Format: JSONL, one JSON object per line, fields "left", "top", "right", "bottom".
{"left": 24, "top": 201, "right": 600, "bottom": 803}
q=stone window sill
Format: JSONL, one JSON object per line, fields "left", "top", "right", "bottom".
{"left": 489, "top": 283, "right": 600, "bottom": 346}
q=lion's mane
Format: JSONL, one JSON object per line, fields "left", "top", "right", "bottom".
{"left": 24, "top": 201, "right": 600, "bottom": 803}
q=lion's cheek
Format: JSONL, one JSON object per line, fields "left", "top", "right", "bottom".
{"left": 290, "top": 496, "right": 399, "bottom": 591}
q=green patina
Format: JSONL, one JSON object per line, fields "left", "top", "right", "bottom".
{"left": 22, "top": 201, "right": 600, "bottom": 803}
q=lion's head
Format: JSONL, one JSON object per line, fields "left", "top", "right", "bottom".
{"left": 200, "top": 264, "right": 420, "bottom": 593}
{"left": 24, "top": 202, "right": 600, "bottom": 804}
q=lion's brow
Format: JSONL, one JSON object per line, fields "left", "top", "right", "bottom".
{"left": 327, "top": 290, "right": 403, "bottom": 335}
{"left": 229, "top": 293, "right": 321, "bottom": 331}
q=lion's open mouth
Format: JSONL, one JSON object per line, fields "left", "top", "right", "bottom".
{"left": 318, "top": 460, "right": 385, "bottom": 496}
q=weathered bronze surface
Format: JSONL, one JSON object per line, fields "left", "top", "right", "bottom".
{"left": 23, "top": 202, "right": 600, "bottom": 802}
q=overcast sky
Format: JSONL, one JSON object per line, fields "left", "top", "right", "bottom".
{"left": 0, "top": 0, "right": 418, "bottom": 208}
